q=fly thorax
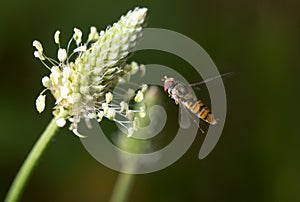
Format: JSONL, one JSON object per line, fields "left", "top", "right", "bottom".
{"left": 172, "top": 83, "right": 189, "bottom": 99}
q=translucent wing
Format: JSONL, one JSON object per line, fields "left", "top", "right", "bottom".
{"left": 178, "top": 102, "right": 191, "bottom": 129}
{"left": 189, "top": 72, "right": 234, "bottom": 87}
{"left": 178, "top": 102, "right": 205, "bottom": 133}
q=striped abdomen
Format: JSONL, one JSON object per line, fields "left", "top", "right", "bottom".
{"left": 184, "top": 98, "right": 217, "bottom": 125}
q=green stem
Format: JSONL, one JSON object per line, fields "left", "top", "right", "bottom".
{"left": 5, "top": 113, "right": 65, "bottom": 202}
{"left": 109, "top": 173, "right": 136, "bottom": 202}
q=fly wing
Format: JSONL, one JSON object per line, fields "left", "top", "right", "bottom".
{"left": 178, "top": 102, "right": 191, "bottom": 129}
{"left": 189, "top": 72, "right": 234, "bottom": 87}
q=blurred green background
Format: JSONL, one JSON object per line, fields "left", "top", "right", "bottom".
{"left": 1, "top": 0, "right": 300, "bottom": 201}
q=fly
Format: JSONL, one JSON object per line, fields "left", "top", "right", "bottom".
{"left": 163, "top": 73, "right": 231, "bottom": 130}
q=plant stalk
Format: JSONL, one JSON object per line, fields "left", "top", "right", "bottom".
{"left": 109, "top": 173, "right": 136, "bottom": 202}
{"left": 5, "top": 114, "right": 65, "bottom": 202}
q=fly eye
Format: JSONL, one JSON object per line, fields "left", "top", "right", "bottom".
{"left": 164, "top": 81, "right": 173, "bottom": 92}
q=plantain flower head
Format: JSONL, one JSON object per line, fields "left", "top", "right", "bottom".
{"left": 34, "top": 7, "right": 148, "bottom": 137}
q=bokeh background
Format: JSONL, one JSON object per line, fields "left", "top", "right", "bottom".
{"left": 1, "top": 0, "right": 300, "bottom": 201}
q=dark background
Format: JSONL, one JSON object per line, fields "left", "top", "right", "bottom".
{"left": 1, "top": 0, "right": 300, "bottom": 201}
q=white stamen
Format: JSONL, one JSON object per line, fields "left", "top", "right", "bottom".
{"left": 120, "top": 101, "right": 128, "bottom": 113}
{"left": 33, "top": 40, "right": 43, "bottom": 52}
{"left": 57, "top": 48, "right": 67, "bottom": 62}
{"left": 88, "top": 26, "right": 99, "bottom": 42}
{"left": 73, "top": 45, "right": 87, "bottom": 53}
{"left": 141, "top": 84, "right": 148, "bottom": 93}
{"left": 60, "top": 86, "right": 70, "bottom": 98}
{"left": 54, "top": 30, "right": 60, "bottom": 44}
{"left": 134, "top": 90, "right": 144, "bottom": 102}
{"left": 140, "top": 64, "right": 146, "bottom": 77}
{"left": 73, "top": 28, "right": 82, "bottom": 45}
{"left": 34, "top": 51, "right": 45, "bottom": 60}
{"left": 97, "top": 111, "right": 104, "bottom": 122}
{"left": 105, "top": 92, "right": 113, "bottom": 103}
{"left": 127, "top": 127, "right": 134, "bottom": 137}
{"left": 72, "top": 129, "right": 87, "bottom": 138}
{"left": 56, "top": 118, "right": 66, "bottom": 127}
{"left": 107, "top": 108, "right": 116, "bottom": 120}
{"left": 102, "top": 103, "right": 109, "bottom": 114}
{"left": 36, "top": 94, "right": 46, "bottom": 113}
{"left": 130, "top": 61, "right": 139, "bottom": 75}
{"left": 42, "top": 76, "right": 50, "bottom": 88}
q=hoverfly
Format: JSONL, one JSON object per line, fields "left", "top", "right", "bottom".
{"left": 163, "top": 73, "right": 230, "bottom": 131}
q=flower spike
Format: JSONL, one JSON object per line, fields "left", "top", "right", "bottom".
{"left": 34, "top": 7, "right": 149, "bottom": 137}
